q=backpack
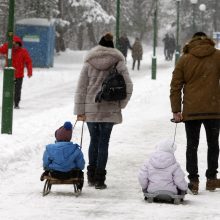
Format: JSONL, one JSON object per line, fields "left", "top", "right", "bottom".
{"left": 95, "top": 63, "right": 127, "bottom": 103}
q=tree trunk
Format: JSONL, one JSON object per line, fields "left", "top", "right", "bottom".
{"left": 213, "top": 0, "right": 218, "bottom": 32}
{"left": 87, "top": 23, "right": 97, "bottom": 47}
{"left": 77, "top": 25, "right": 84, "bottom": 50}
{"left": 58, "top": 0, "right": 64, "bottom": 18}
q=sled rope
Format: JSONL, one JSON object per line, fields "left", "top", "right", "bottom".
{"left": 172, "top": 123, "right": 178, "bottom": 148}
{"left": 72, "top": 120, "right": 78, "bottom": 130}
{"left": 80, "top": 121, "right": 85, "bottom": 149}
{"left": 72, "top": 119, "right": 84, "bottom": 149}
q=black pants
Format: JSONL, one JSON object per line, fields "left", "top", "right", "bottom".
{"left": 132, "top": 59, "right": 140, "bottom": 70}
{"left": 14, "top": 78, "right": 23, "bottom": 106}
{"left": 185, "top": 119, "right": 220, "bottom": 180}
{"left": 49, "top": 169, "right": 84, "bottom": 180}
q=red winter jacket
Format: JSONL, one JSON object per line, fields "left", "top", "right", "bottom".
{"left": 0, "top": 36, "right": 32, "bottom": 78}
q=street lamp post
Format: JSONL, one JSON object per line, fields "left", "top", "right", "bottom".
{"left": 191, "top": 0, "right": 198, "bottom": 34}
{"left": 175, "top": 0, "right": 181, "bottom": 64}
{"left": 1, "top": 0, "right": 15, "bottom": 134}
{"left": 151, "top": 0, "right": 158, "bottom": 80}
{"left": 213, "top": 0, "right": 218, "bottom": 32}
{"left": 199, "top": 4, "right": 206, "bottom": 32}
{"left": 115, "top": 0, "right": 120, "bottom": 49}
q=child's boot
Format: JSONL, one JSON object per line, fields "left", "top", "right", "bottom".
{"left": 40, "top": 170, "right": 49, "bottom": 181}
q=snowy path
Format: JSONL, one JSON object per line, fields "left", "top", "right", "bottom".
{"left": 0, "top": 49, "right": 220, "bottom": 220}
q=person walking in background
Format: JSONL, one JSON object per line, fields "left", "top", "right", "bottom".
{"left": 170, "top": 32, "right": 220, "bottom": 195}
{"left": 0, "top": 35, "right": 32, "bottom": 109}
{"left": 167, "top": 34, "right": 176, "bottom": 61}
{"left": 131, "top": 38, "right": 143, "bottom": 70}
{"left": 163, "top": 33, "right": 170, "bottom": 60}
{"left": 74, "top": 32, "right": 133, "bottom": 189}
{"left": 118, "top": 33, "right": 132, "bottom": 61}
{"left": 138, "top": 138, "right": 187, "bottom": 195}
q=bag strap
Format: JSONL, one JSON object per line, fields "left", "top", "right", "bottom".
{"left": 110, "top": 61, "right": 119, "bottom": 74}
{"left": 72, "top": 119, "right": 85, "bottom": 149}
{"left": 113, "top": 61, "right": 119, "bottom": 69}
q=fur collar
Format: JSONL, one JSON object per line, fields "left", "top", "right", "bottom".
{"left": 85, "top": 45, "right": 124, "bottom": 62}
{"left": 84, "top": 45, "right": 125, "bottom": 70}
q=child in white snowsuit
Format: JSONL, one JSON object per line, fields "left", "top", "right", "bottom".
{"left": 138, "top": 138, "right": 187, "bottom": 194}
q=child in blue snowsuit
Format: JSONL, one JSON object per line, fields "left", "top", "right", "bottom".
{"left": 41, "top": 121, "right": 85, "bottom": 184}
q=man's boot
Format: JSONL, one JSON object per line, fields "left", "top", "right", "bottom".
{"left": 87, "top": 165, "right": 96, "bottom": 186}
{"left": 206, "top": 177, "right": 220, "bottom": 191}
{"left": 188, "top": 179, "right": 199, "bottom": 195}
{"left": 94, "top": 169, "right": 107, "bottom": 189}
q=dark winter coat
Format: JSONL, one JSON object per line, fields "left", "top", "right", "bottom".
{"left": 0, "top": 36, "right": 32, "bottom": 78}
{"left": 118, "top": 36, "right": 132, "bottom": 57}
{"left": 163, "top": 34, "right": 170, "bottom": 49}
{"left": 170, "top": 36, "right": 220, "bottom": 121}
{"left": 132, "top": 40, "right": 143, "bottom": 60}
{"left": 74, "top": 45, "right": 133, "bottom": 124}
{"left": 168, "top": 37, "right": 176, "bottom": 53}
{"left": 43, "top": 141, "right": 85, "bottom": 172}
{"left": 163, "top": 34, "right": 176, "bottom": 52}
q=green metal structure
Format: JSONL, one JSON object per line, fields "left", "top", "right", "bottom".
{"left": 115, "top": 0, "right": 120, "bottom": 49}
{"left": 175, "top": 0, "right": 181, "bottom": 64}
{"left": 151, "top": 0, "right": 158, "bottom": 80}
{"left": 1, "top": 0, "right": 15, "bottom": 134}
{"left": 192, "top": 3, "right": 196, "bottom": 34}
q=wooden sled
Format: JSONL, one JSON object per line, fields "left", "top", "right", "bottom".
{"left": 42, "top": 175, "right": 83, "bottom": 197}
{"left": 144, "top": 190, "right": 185, "bottom": 205}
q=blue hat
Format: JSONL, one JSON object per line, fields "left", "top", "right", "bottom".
{"left": 55, "top": 121, "right": 72, "bottom": 142}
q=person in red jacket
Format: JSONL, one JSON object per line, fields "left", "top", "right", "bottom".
{"left": 0, "top": 35, "right": 32, "bottom": 109}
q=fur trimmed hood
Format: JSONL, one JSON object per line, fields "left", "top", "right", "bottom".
{"left": 85, "top": 45, "right": 125, "bottom": 70}
{"left": 183, "top": 36, "right": 216, "bottom": 57}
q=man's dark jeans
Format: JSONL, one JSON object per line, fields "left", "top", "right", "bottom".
{"left": 87, "top": 122, "right": 114, "bottom": 170}
{"left": 185, "top": 119, "right": 220, "bottom": 180}
{"left": 14, "top": 78, "right": 23, "bottom": 107}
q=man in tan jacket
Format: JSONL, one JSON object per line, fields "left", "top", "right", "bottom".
{"left": 170, "top": 32, "right": 220, "bottom": 195}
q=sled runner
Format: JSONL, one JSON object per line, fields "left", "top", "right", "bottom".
{"left": 42, "top": 170, "right": 84, "bottom": 197}
{"left": 144, "top": 190, "right": 185, "bottom": 205}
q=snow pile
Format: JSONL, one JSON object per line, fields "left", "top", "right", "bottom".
{"left": 0, "top": 50, "right": 87, "bottom": 172}
{"left": 0, "top": 47, "right": 219, "bottom": 220}
{"left": 16, "top": 18, "right": 54, "bottom": 26}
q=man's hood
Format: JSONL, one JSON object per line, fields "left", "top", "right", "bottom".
{"left": 13, "top": 35, "right": 23, "bottom": 46}
{"left": 183, "top": 37, "right": 215, "bottom": 58}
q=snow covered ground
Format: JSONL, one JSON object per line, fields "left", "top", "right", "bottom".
{"left": 0, "top": 47, "right": 220, "bottom": 220}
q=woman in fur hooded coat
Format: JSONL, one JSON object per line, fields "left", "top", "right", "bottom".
{"left": 74, "top": 33, "right": 133, "bottom": 189}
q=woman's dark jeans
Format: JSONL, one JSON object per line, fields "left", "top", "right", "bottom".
{"left": 87, "top": 122, "right": 114, "bottom": 170}
{"left": 185, "top": 119, "right": 220, "bottom": 180}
